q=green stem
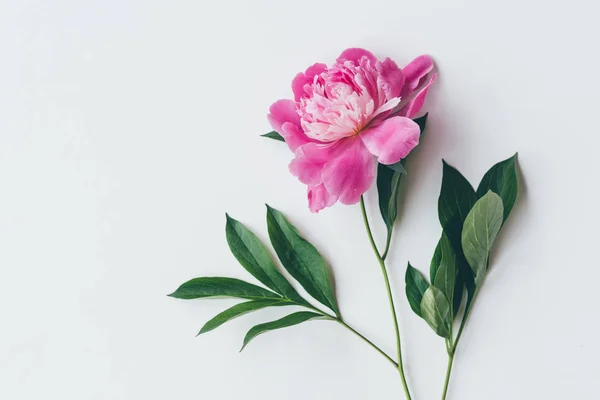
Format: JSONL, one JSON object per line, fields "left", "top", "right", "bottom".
{"left": 336, "top": 319, "right": 398, "bottom": 368}
{"left": 441, "top": 352, "right": 455, "bottom": 400}
{"left": 381, "top": 230, "right": 393, "bottom": 260}
{"left": 360, "top": 196, "right": 412, "bottom": 400}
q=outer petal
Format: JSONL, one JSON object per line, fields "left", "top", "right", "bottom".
{"left": 337, "top": 48, "right": 377, "bottom": 65}
{"left": 399, "top": 73, "right": 437, "bottom": 118}
{"left": 322, "top": 137, "right": 375, "bottom": 205}
{"left": 307, "top": 183, "right": 336, "bottom": 213}
{"left": 280, "top": 122, "right": 315, "bottom": 152}
{"left": 289, "top": 141, "right": 342, "bottom": 185}
{"left": 401, "top": 55, "right": 434, "bottom": 98}
{"left": 377, "top": 58, "right": 405, "bottom": 100}
{"left": 268, "top": 99, "right": 300, "bottom": 133}
{"left": 292, "top": 63, "right": 327, "bottom": 101}
{"left": 360, "top": 116, "right": 420, "bottom": 165}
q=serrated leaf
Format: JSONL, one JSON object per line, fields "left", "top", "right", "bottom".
{"left": 168, "top": 277, "right": 281, "bottom": 300}
{"left": 421, "top": 286, "right": 452, "bottom": 339}
{"left": 405, "top": 263, "right": 430, "bottom": 318}
{"left": 198, "top": 299, "right": 291, "bottom": 335}
{"left": 432, "top": 233, "right": 458, "bottom": 315}
{"left": 476, "top": 153, "right": 518, "bottom": 222}
{"left": 225, "top": 215, "right": 308, "bottom": 305}
{"left": 240, "top": 311, "right": 324, "bottom": 351}
{"left": 462, "top": 191, "right": 504, "bottom": 285}
{"left": 266, "top": 205, "right": 339, "bottom": 316}
{"left": 261, "top": 131, "right": 285, "bottom": 142}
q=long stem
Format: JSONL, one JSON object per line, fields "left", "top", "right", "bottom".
{"left": 336, "top": 319, "right": 398, "bottom": 368}
{"left": 360, "top": 196, "right": 412, "bottom": 400}
{"left": 441, "top": 352, "right": 455, "bottom": 400}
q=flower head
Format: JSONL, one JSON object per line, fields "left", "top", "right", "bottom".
{"left": 268, "top": 48, "right": 435, "bottom": 212}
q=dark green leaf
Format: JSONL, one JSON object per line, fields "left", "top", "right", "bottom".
{"left": 240, "top": 311, "right": 324, "bottom": 351}
{"left": 421, "top": 286, "right": 452, "bottom": 339}
{"left": 429, "top": 240, "right": 442, "bottom": 283}
{"left": 198, "top": 299, "right": 291, "bottom": 335}
{"left": 225, "top": 214, "right": 308, "bottom": 305}
{"left": 377, "top": 163, "right": 403, "bottom": 230}
{"left": 168, "top": 277, "right": 281, "bottom": 300}
{"left": 432, "top": 233, "right": 458, "bottom": 316}
{"left": 261, "top": 131, "right": 285, "bottom": 142}
{"left": 413, "top": 113, "right": 428, "bottom": 134}
{"left": 405, "top": 263, "right": 430, "bottom": 318}
{"left": 462, "top": 191, "right": 504, "bottom": 285}
{"left": 437, "top": 161, "right": 478, "bottom": 313}
{"left": 476, "top": 153, "right": 518, "bottom": 222}
{"left": 266, "top": 205, "right": 340, "bottom": 316}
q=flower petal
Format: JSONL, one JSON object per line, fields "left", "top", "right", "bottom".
{"left": 360, "top": 116, "right": 420, "bottom": 165}
{"left": 322, "top": 137, "right": 375, "bottom": 205}
{"left": 337, "top": 48, "right": 377, "bottom": 65}
{"left": 289, "top": 141, "right": 342, "bottom": 186}
{"left": 307, "top": 184, "right": 336, "bottom": 213}
{"left": 268, "top": 99, "right": 300, "bottom": 133}
{"left": 377, "top": 58, "right": 405, "bottom": 100}
{"left": 401, "top": 55, "right": 434, "bottom": 98}
{"left": 292, "top": 63, "right": 327, "bottom": 101}
{"left": 280, "top": 122, "right": 315, "bottom": 152}
{"left": 399, "top": 73, "right": 436, "bottom": 119}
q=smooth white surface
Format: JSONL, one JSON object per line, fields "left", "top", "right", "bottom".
{"left": 1, "top": 1, "right": 599, "bottom": 399}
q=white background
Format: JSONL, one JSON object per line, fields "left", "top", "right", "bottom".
{"left": 1, "top": 1, "right": 599, "bottom": 399}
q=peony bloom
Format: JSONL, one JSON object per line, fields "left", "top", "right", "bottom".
{"left": 268, "top": 48, "right": 436, "bottom": 212}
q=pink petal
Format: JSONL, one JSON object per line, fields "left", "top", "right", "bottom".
{"left": 360, "top": 116, "right": 420, "bottom": 165}
{"left": 292, "top": 63, "right": 327, "bottom": 101}
{"left": 377, "top": 58, "right": 405, "bottom": 100}
{"left": 322, "top": 137, "right": 375, "bottom": 205}
{"left": 401, "top": 55, "right": 434, "bottom": 98}
{"left": 337, "top": 48, "right": 377, "bottom": 65}
{"left": 278, "top": 122, "right": 313, "bottom": 152}
{"left": 268, "top": 99, "right": 300, "bottom": 133}
{"left": 307, "top": 183, "right": 336, "bottom": 213}
{"left": 289, "top": 141, "right": 342, "bottom": 185}
{"left": 399, "top": 73, "right": 437, "bottom": 118}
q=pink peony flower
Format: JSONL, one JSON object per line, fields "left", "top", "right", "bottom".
{"left": 268, "top": 48, "right": 436, "bottom": 212}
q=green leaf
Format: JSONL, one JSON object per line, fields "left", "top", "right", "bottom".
{"left": 437, "top": 161, "right": 478, "bottom": 314}
{"left": 261, "top": 131, "right": 285, "bottom": 142}
{"left": 266, "top": 205, "right": 340, "bottom": 316}
{"left": 476, "top": 153, "right": 518, "bottom": 222}
{"left": 461, "top": 191, "right": 504, "bottom": 285}
{"left": 198, "top": 299, "right": 291, "bottom": 335}
{"left": 225, "top": 215, "right": 308, "bottom": 305}
{"left": 377, "top": 162, "right": 403, "bottom": 231}
{"left": 405, "top": 263, "right": 430, "bottom": 318}
{"left": 240, "top": 311, "right": 324, "bottom": 351}
{"left": 413, "top": 113, "right": 428, "bottom": 134}
{"left": 429, "top": 239, "right": 442, "bottom": 283}
{"left": 421, "top": 286, "right": 452, "bottom": 339}
{"left": 168, "top": 277, "right": 281, "bottom": 300}
{"left": 432, "top": 233, "right": 457, "bottom": 315}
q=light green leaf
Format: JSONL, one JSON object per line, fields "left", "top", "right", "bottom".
{"left": 386, "top": 161, "right": 408, "bottom": 174}
{"left": 432, "top": 233, "right": 458, "bottom": 315}
{"left": 266, "top": 205, "right": 339, "bottom": 316}
{"left": 405, "top": 263, "right": 430, "bottom": 318}
{"left": 168, "top": 277, "right": 281, "bottom": 300}
{"left": 240, "top": 311, "right": 324, "bottom": 351}
{"left": 261, "top": 131, "right": 285, "bottom": 142}
{"left": 225, "top": 214, "right": 308, "bottom": 305}
{"left": 198, "top": 299, "right": 291, "bottom": 335}
{"left": 461, "top": 191, "right": 504, "bottom": 285}
{"left": 421, "top": 286, "right": 452, "bottom": 339}
{"left": 476, "top": 153, "right": 518, "bottom": 222}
